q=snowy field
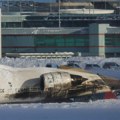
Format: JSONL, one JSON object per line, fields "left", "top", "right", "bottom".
{"left": 0, "top": 100, "right": 120, "bottom": 120}
{"left": 0, "top": 57, "right": 120, "bottom": 120}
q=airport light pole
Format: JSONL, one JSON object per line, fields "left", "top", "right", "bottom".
{"left": 7, "top": 0, "right": 9, "bottom": 12}
{"left": 105, "top": 0, "right": 106, "bottom": 10}
{"left": 0, "top": 9, "right": 2, "bottom": 58}
{"left": 49, "top": 0, "right": 52, "bottom": 14}
{"left": 58, "top": 0, "right": 61, "bottom": 28}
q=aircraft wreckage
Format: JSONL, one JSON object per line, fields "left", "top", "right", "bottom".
{"left": 0, "top": 65, "right": 117, "bottom": 103}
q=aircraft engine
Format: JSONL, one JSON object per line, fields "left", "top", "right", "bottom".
{"left": 40, "top": 72, "right": 72, "bottom": 98}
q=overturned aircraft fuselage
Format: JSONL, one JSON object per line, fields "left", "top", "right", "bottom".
{"left": 0, "top": 65, "right": 116, "bottom": 103}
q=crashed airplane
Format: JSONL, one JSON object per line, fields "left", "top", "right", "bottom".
{"left": 0, "top": 65, "right": 117, "bottom": 103}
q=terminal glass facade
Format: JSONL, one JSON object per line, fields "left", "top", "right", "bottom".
{"left": 105, "top": 34, "right": 120, "bottom": 57}
{"left": 2, "top": 34, "right": 89, "bottom": 53}
{"left": 34, "top": 35, "right": 89, "bottom": 48}
{"left": 105, "top": 34, "right": 120, "bottom": 47}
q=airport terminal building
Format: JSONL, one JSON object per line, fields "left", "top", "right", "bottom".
{"left": 1, "top": 0, "right": 120, "bottom": 57}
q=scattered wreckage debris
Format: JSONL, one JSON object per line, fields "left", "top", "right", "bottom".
{"left": 98, "top": 75, "right": 120, "bottom": 96}
{"left": 60, "top": 64, "right": 120, "bottom": 98}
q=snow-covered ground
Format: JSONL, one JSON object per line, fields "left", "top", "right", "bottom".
{"left": 0, "top": 57, "right": 120, "bottom": 79}
{"left": 0, "top": 57, "right": 120, "bottom": 120}
{"left": 0, "top": 99, "right": 120, "bottom": 120}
